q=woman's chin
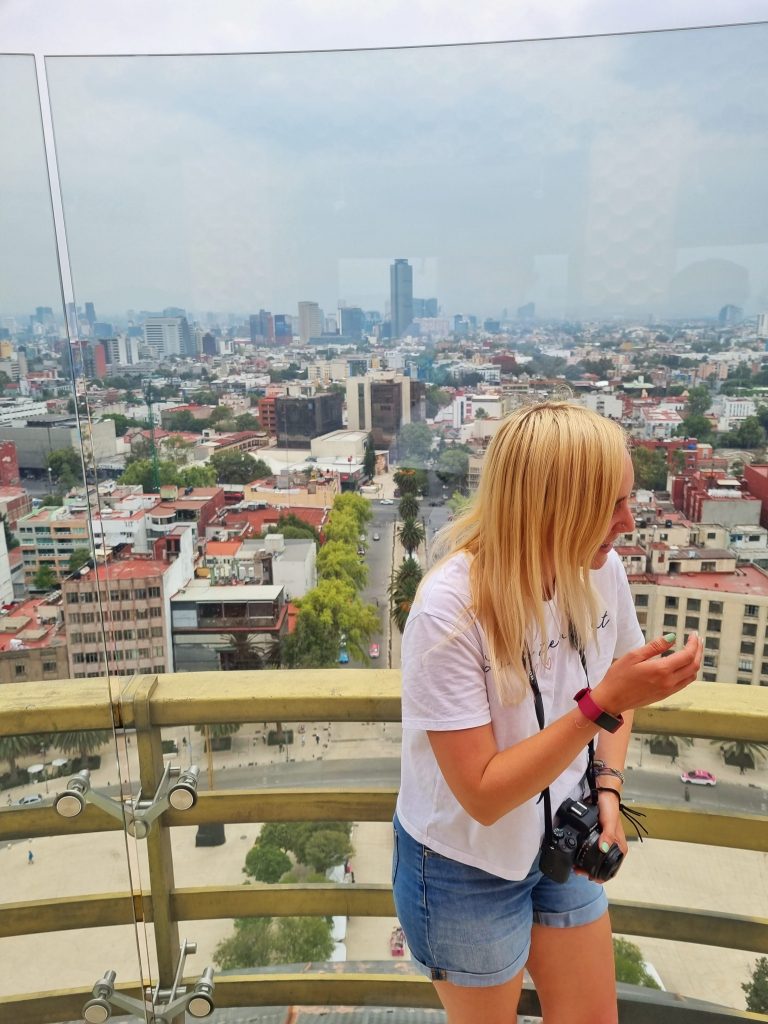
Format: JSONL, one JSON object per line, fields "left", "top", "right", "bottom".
{"left": 591, "top": 546, "right": 611, "bottom": 569}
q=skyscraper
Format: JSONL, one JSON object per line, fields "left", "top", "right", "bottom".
{"left": 143, "top": 316, "right": 193, "bottom": 357}
{"left": 298, "top": 302, "right": 323, "bottom": 344}
{"left": 390, "top": 259, "right": 413, "bottom": 339}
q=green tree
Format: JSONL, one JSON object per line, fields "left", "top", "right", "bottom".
{"left": 51, "top": 729, "right": 112, "bottom": 762}
{"left": 331, "top": 492, "right": 373, "bottom": 533}
{"left": 398, "top": 495, "right": 420, "bottom": 520}
{"left": 244, "top": 843, "right": 292, "bottom": 883}
{"left": 631, "top": 448, "right": 668, "bottom": 491}
{"left": 282, "top": 578, "right": 378, "bottom": 667}
{"left": 713, "top": 738, "right": 768, "bottom": 771}
{"left": 235, "top": 412, "right": 261, "bottom": 431}
{"left": 266, "top": 513, "right": 319, "bottom": 542}
{"left": 214, "top": 915, "right": 335, "bottom": 970}
{"left": 257, "top": 821, "right": 352, "bottom": 864}
{"left": 734, "top": 416, "right": 767, "bottom": 449}
{"left": 397, "top": 422, "right": 433, "bottom": 466}
{"left": 303, "top": 829, "right": 354, "bottom": 874}
{"left": 163, "top": 409, "right": 200, "bottom": 432}
{"left": 208, "top": 404, "right": 235, "bottom": 427}
{"left": 389, "top": 557, "right": 424, "bottom": 633}
{"left": 674, "top": 415, "right": 714, "bottom": 444}
{"left": 393, "top": 467, "right": 428, "bottom": 496}
{"left": 119, "top": 458, "right": 180, "bottom": 492}
{"left": 178, "top": 464, "right": 218, "bottom": 488}
{"left": 32, "top": 564, "right": 57, "bottom": 591}
{"left": 47, "top": 448, "right": 82, "bottom": 489}
{"left": 323, "top": 508, "right": 360, "bottom": 547}
{"left": 613, "top": 938, "right": 660, "bottom": 988}
{"left": 68, "top": 548, "right": 92, "bottom": 574}
{"left": 435, "top": 448, "right": 469, "bottom": 490}
{"left": 447, "top": 491, "right": 472, "bottom": 516}
{"left": 0, "top": 734, "right": 44, "bottom": 777}
{"left": 316, "top": 540, "right": 368, "bottom": 590}
{"left": 363, "top": 434, "right": 376, "bottom": 478}
{"left": 743, "top": 956, "right": 768, "bottom": 1013}
{"left": 398, "top": 518, "right": 425, "bottom": 557}
{"left": 425, "top": 385, "right": 451, "bottom": 419}
{"left": 101, "top": 413, "right": 142, "bottom": 437}
{"left": 1, "top": 514, "right": 19, "bottom": 550}
{"left": 686, "top": 385, "right": 712, "bottom": 417}
{"left": 210, "top": 450, "right": 271, "bottom": 484}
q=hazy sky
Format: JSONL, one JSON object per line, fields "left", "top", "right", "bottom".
{"left": 3, "top": 2, "right": 768, "bottom": 323}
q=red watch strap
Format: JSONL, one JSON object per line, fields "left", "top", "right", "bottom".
{"left": 574, "top": 687, "right": 624, "bottom": 733}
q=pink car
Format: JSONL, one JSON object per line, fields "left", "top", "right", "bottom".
{"left": 680, "top": 769, "right": 717, "bottom": 786}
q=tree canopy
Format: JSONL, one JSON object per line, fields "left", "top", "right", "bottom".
{"left": 397, "top": 422, "right": 433, "bottom": 466}
{"left": 316, "top": 539, "right": 368, "bottom": 590}
{"left": 631, "top": 448, "right": 668, "bottom": 491}
{"left": 612, "top": 938, "right": 660, "bottom": 989}
{"left": 47, "top": 448, "right": 83, "bottom": 489}
{"left": 282, "top": 578, "right": 378, "bottom": 667}
{"left": 210, "top": 450, "right": 271, "bottom": 484}
{"left": 743, "top": 956, "right": 768, "bottom": 1013}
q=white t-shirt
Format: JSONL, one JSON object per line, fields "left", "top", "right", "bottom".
{"left": 396, "top": 549, "right": 644, "bottom": 880}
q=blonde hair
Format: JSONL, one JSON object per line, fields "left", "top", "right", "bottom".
{"left": 433, "top": 402, "right": 628, "bottom": 704}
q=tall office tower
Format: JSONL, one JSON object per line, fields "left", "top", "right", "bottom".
{"left": 757, "top": 312, "right": 768, "bottom": 337}
{"left": 143, "top": 316, "right": 192, "bottom": 358}
{"left": 92, "top": 321, "right": 114, "bottom": 339}
{"left": 273, "top": 314, "right": 292, "bottom": 344}
{"left": 202, "top": 332, "right": 217, "bottom": 356}
{"left": 390, "top": 259, "right": 413, "bottom": 339}
{"left": 719, "top": 304, "right": 742, "bottom": 325}
{"left": 413, "top": 297, "right": 438, "bottom": 318}
{"left": 249, "top": 309, "right": 275, "bottom": 344}
{"left": 340, "top": 306, "right": 365, "bottom": 340}
{"left": 84, "top": 302, "right": 96, "bottom": 327}
{"left": 345, "top": 371, "right": 426, "bottom": 447}
{"left": 298, "top": 302, "right": 323, "bottom": 344}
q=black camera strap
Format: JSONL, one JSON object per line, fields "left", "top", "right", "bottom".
{"left": 523, "top": 642, "right": 596, "bottom": 849}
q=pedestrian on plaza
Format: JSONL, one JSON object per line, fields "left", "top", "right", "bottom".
{"left": 393, "top": 402, "right": 702, "bottom": 1024}
{"left": 27, "top": 849, "right": 34, "bottom": 866}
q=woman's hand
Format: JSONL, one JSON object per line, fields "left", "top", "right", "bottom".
{"left": 591, "top": 632, "right": 702, "bottom": 717}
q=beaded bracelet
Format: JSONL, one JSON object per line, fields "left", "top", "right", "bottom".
{"left": 593, "top": 760, "right": 625, "bottom": 785}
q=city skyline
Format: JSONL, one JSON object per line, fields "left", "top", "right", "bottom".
{"left": 3, "top": 22, "right": 768, "bottom": 321}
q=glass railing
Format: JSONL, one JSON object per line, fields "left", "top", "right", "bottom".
{"left": 3, "top": 15, "right": 768, "bottom": 1022}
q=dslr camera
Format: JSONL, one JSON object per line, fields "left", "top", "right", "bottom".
{"left": 539, "top": 797, "right": 623, "bottom": 884}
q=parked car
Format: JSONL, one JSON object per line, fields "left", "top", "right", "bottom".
{"left": 17, "top": 793, "right": 44, "bottom": 806}
{"left": 380, "top": 498, "right": 394, "bottom": 505}
{"left": 357, "top": 546, "right": 365, "bottom": 556}
{"left": 680, "top": 769, "right": 717, "bottom": 786}
{"left": 369, "top": 642, "right": 380, "bottom": 659}
{"left": 373, "top": 533, "right": 380, "bottom": 541}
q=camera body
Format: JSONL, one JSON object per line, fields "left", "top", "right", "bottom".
{"left": 539, "top": 797, "right": 623, "bottom": 884}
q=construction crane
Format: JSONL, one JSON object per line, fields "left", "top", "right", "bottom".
{"left": 143, "top": 377, "right": 161, "bottom": 493}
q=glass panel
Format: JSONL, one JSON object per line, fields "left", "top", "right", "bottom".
{"left": 40, "top": 20, "right": 768, "bottom": 1017}
{"left": 0, "top": 53, "right": 146, "bottom": 1015}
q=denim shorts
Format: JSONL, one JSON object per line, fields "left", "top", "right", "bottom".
{"left": 391, "top": 814, "right": 608, "bottom": 988}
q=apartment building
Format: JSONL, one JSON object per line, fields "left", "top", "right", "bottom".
{"left": 145, "top": 487, "right": 225, "bottom": 545}
{"left": 0, "top": 595, "right": 68, "bottom": 685}
{"left": 203, "top": 533, "right": 316, "bottom": 600}
{"left": 170, "top": 579, "right": 289, "bottom": 672}
{"left": 61, "top": 528, "right": 194, "bottom": 680}
{"left": 19, "top": 506, "right": 91, "bottom": 587}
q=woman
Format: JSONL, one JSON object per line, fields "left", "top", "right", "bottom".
{"left": 392, "top": 402, "right": 702, "bottom": 1024}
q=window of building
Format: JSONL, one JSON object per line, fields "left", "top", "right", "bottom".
{"left": 664, "top": 596, "right": 678, "bottom": 609}
{"left": 634, "top": 594, "right": 648, "bottom": 607}
{"left": 738, "top": 677, "right": 753, "bottom": 685}
{"left": 700, "top": 561, "right": 715, "bottom": 572}
{"left": 83, "top": 632, "right": 98, "bottom": 644}
{"left": 110, "top": 589, "right": 120, "bottom": 602}
{"left": 85, "top": 652, "right": 100, "bottom": 664}
{"left": 153, "top": 646, "right": 164, "bottom": 657}
{"left": 739, "top": 658, "right": 754, "bottom": 671}
{"left": 153, "top": 664, "right": 165, "bottom": 673}
{"left": 136, "top": 609, "right": 148, "bottom": 620}
{"left": 703, "top": 654, "right": 717, "bottom": 668}
{"left": 151, "top": 626, "right": 163, "bottom": 636}
{"left": 684, "top": 616, "right": 699, "bottom": 630}
{"left": 702, "top": 672, "right": 717, "bottom": 682}
{"left": 663, "top": 613, "right": 677, "bottom": 628}
{"left": 745, "top": 604, "right": 759, "bottom": 617}
{"left": 150, "top": 607, "right": 162, "bottom": 618}
{"left": 82, "top": 612, "right": 96, "bottom": 624}
{"left": 706, "top": 532, "right": 717, "bottom": 540}
{"left": 744, "top": 623, "right": 758, "bottom": 637}
{"left": 14, "top": 664, "right": 25, "bottom": 676}
{"left": 66, "top": 592, "right": 79, "bottom": 604}
{"left": 138, "top": 648, "right": 150, "bottom": 659}
{"left": 149, "top": 587, "right": 161, "bottom": 598}
{"left": 123, "top": 630, "right": 135, "bottom": 640}
{"left": 705, "top": 637, "right": 719, "bottom": 650}
{"left": 42, "top": 661, "right": 57, "bottom": 672}
{"left": 636, "top": 611, "right": 647, "bottom": 626}
{"left": 687, "top": 598, "right": 701, "bottom": 611}
{"left": 68, "top": 612, "right": 81, "bottom": 624}
{"left": 70, "top": 632, "right": 82, "bottom": 644}
{"left": 709, "top": 601, "right": 723, "bottom": 614}
{"left": 741, "top": 641, "right": 756, "bottom": 655}
{"left": 138, "top": 628, "right": 149, "bottom": 639}
{"left": 135, "top": 588, "right": 147, "bottom": 600}
{"left": 706, "top": 618, "right": 721, "bottom": 632}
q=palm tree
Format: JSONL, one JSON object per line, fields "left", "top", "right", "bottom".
{"left": 51, "top": 730, "right": 112, "bottom": 764}
{"left": 0, "top": 734, "right": 44, "bottom": 779}
{"left": 648, "top": 735, "right": 694, "bottom": 760}
{"left": 712, "top": 739, "right": 768, "bottom": 771}
{"left": 389, "top": 558, "right": 424, "bottom": 633}
{"left": 398, "top": 517, "right": 425, "bottom": 557}
{"left": 398, "top": 495, "right": 419, "bottom": 520}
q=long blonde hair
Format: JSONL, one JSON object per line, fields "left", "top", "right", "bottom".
{"left": 434, "top": 402, "right": 628, "bottom": 704}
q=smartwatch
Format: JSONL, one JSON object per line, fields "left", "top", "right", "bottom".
{"left": 573, "top": 687, "right": 624, "bottom": 733}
